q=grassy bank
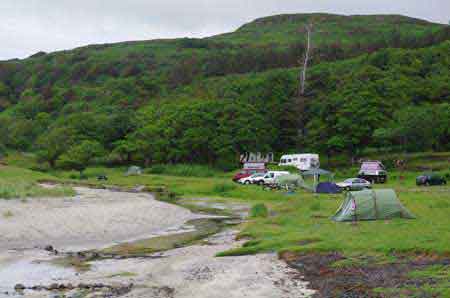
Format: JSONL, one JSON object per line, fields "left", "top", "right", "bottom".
{"left": 0, "top": 165, "right": 74, "bottom": 199}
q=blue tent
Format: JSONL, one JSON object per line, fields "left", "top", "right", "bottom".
{"left": 316, "top": 182, "right": 341, "bottom": 194}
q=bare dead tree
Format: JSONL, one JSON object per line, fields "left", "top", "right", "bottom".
{"left": 299, "top": 23, "right": 313, "bottom": 96}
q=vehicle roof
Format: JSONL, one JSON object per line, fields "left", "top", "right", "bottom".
{"left": 345, "top": 178, "right": 365, "bottom": 181}
{"left": 280, "top": 154, "right": 319, "bottom": 158}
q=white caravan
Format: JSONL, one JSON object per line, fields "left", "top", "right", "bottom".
{"left": 279, "top": 154, "right": 320, "bottom": 171}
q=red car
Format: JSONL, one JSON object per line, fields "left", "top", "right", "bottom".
{"left": 232, "top": 168, "right": 266, "bottom": 182}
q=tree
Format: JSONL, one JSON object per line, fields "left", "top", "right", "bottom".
{"left": 111, "top": 139, "right": 138, "bottom": 163}
{"left": 36, "top": 127, "right": 77, "bottom": 168}
{"left": 57, "top": 140, "right": 105, "bottom": 177}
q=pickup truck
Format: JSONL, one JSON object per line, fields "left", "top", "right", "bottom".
{"left": 358, "top": 161, "right": 387, "bottom": 183}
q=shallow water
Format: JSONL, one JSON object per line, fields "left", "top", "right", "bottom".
{"left": 0, "top": 255, "right": 76, "bottom": 294}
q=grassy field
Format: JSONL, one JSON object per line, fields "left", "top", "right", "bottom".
{"left": 1, "top": 153, "right": 449, "bottom": 296}
{"left": 0, "top": 165, "right": 74, "bottom": 199}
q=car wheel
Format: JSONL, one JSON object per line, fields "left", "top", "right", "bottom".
{"left": 425, "top": 181, "right": 430, "bottom": 186}
{"left": 244, "top": 181, "right": 251, "bottom": 185}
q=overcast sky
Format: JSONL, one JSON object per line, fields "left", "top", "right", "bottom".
{"left": 1, "top": 0, "right": 449, "bottom": 60}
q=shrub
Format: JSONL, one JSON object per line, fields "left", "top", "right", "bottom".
{"left": 250, "top": 203, "right": 269, "bottom": 218}
{"left": 212, "top": 182, "right": 237, "bottom": 194}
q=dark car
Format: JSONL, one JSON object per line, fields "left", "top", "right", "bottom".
{"left": 416, "top": 174, "right": 447, "bottom": 186}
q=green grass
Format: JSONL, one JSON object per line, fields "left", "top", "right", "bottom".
{"left": 42, "top": 163, "right": 450, "bottom": 258}
{"left": 145, "top": 164, "right": 226, "bottom": 178}
{"left": 250, "top": 203, "right": 269, "bottom": 218}
{"left": 374, "top": 265, "right": 450, "bottom": 297}
{"left": 0, "top": 166, "right": 75, "bottom": 199}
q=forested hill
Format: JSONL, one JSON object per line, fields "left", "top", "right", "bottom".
{"left": 0, "top": 14, "right": 449, "bottom": 169}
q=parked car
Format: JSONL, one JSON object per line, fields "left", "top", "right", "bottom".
{"left": 337, "top": 178, "right": 372, "bottom": 191}
{"left": 259, "top": 171, "right": 290, "bottom": 185}
{"left": 239, "top": 173, "right": 266, "bottom": 185}
{"left": 416, "top": 174, "right": 447, "bottom": 186}
{"left": 358, "top": 160, "right": 387, "bottom": 183}
{"left": 279, "top": 154, "right": 320, "bottom": 171}
{"left": 232, "top": 168, "right": 266, "bottom": 182}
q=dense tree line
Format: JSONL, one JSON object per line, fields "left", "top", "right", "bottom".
{"left": 0, "top": 14, "right": 449, "bottom": 170}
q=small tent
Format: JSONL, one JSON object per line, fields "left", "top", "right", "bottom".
{"left": 316, "top": 182, "right": 341, "bottom": 194}
{"left": 125, "top": 166, "right": 142, "bottom": 176}
{"left": 332, "top": 189, "right": 415, "bottom": 222}
{"left": 302, "top": 168, "right": 334, "bottom": 192}
{"left": 275, "top": 174, "right": 305, "bottom": 190}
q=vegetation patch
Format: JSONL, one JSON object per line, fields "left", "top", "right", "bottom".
{"left": 282, "top": 252, "right": 450, "bottom": 298}
{"left": 250, "top": 203, "right": 269, "bottom": 218}
{"left": 0, "top": 166, "right": 75, "bottom": 199}
{"left": 106, "top": 272, "right": 137, "bottom": 278}
{"left": 2, "top": 210, "right": 13, "bottom": 218}
{"left": 145, "top": 164, "right": 224, "bottom": 177}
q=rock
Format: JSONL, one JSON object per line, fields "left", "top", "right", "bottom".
{"left": 78, "top": 283, "right": 89, "bottom": 289}
{"left": 44, "top": 245, "right": 54, "bottom": 252}
{"left": 133, "top": 185, "right": 146, "bottom": 192}
{"left": 14, "top": 284, "right": 25, "bottom": 291}
{"left": 49, "top": 283, "right": 59, "bottom": 290}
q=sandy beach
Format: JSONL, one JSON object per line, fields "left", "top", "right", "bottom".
{"left": 0, "top": 187, "right": 313, "bottom": 298}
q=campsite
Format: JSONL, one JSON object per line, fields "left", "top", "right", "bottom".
{"left": 0, "top": 5, "right": 450, "bottom": 298}
{"left": 0, "top": 151, "right": 449, "bottom": 297}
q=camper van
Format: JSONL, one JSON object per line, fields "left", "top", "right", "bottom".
{"left": 279, "top": 154, "right": 320, "bottom": 171}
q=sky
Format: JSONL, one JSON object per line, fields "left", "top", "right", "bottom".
{"left": 1, "top": 0, "right": 449, "bottom": 60}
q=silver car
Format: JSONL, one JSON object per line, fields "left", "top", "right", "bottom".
{"left": 336, "top": 178, "right": 372, "bottom": 191}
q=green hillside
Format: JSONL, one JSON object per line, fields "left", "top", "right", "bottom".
{"left": 0, "top": 13, "right": 449, "bottom": 169}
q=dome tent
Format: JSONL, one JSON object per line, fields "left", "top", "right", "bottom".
{"left": 125, "top": 166, "right": 142, "bottom": 176}
{"left": 316, "top": 182, "right": 342, "bottom": 194}
{"left": 332, "top": 189, "right": 415, "bottom": 222}
{"left": 275, "top": 174, "right": 305, "bottom": 189}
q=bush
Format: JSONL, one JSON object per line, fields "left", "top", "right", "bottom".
{"left": 212, "top": 182, "right": 237, "bottom": 194}
{"left": 250, "top": 203, "right": 269, "bottom": 218}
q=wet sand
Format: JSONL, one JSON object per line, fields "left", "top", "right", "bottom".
{"left": 0, "top": 187, "right": 314, "bottom": 298}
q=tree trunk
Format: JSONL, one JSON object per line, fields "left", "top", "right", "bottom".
{"left": 300, "top": 24, "right": 313, "bottom": 96}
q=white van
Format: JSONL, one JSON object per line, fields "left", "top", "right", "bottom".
{"left": 279, "top": 154, "right": 320, "bottom": 171}
{"left": 260, "top": 171, "right": 290, "bottom": 185}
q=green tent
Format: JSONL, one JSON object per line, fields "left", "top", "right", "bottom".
{"left": 276, "top": 174, "right": 303, "bottom": 189}
{"left": 275, "top": 174, "right": 315, "bottom": 192}
{"left": 332, "top": 189, "right": 415, "bottom": 222}
{"left": 125, "top": 166, "right": 142, "bottom": 176}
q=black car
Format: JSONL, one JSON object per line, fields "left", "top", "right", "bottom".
{"left": 416, "top": 174, "right": 447, "bottom": 186}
